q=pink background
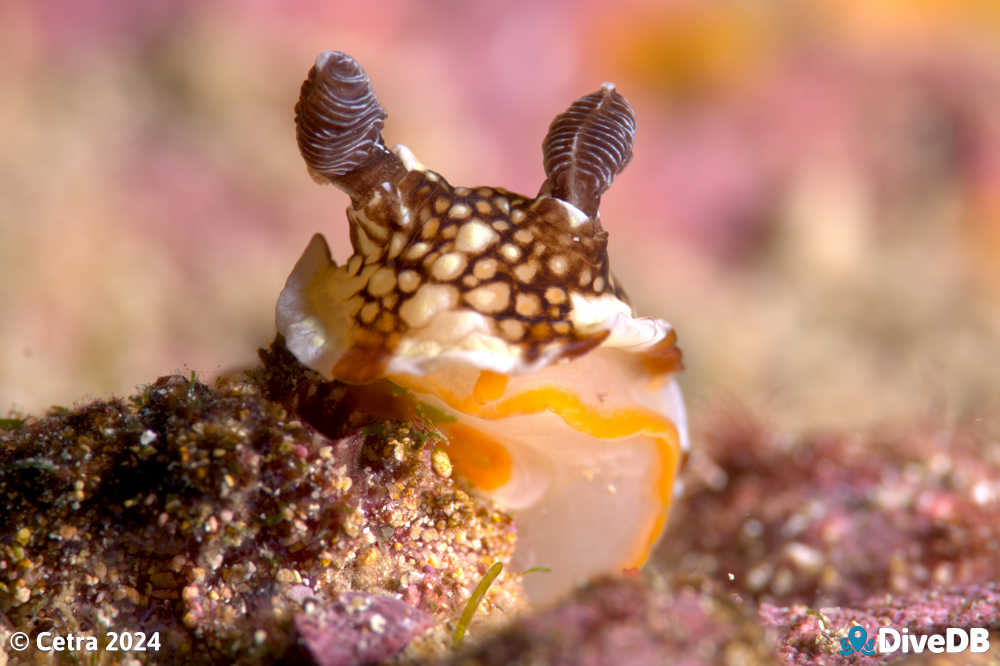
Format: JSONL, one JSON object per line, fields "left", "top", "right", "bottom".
{"left": 3, "top": 0, "right": 1000, "bottom": 434}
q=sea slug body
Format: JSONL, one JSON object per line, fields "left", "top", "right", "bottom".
{"left": 278, "top": 51, "right": 689, "bottom": 605}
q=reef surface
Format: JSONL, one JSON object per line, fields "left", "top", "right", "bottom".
{"left": 0, "top": 340, "right": 521, "bottom": 664}
{"left": 2, "top": 342, "right": 999, "bottom": 665}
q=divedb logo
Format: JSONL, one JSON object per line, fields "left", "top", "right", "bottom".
{"left": 839, "top": 625, "right": 990, "bottom": 656}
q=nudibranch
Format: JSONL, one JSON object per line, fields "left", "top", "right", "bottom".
{"left": 277, "top": 51, "right": 689, "bottom": 604}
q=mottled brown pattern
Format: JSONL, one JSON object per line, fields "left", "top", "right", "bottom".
{"left": 335, "top": 166, "right": 623, "bottom": 365}
{"left": 291, "top": 51, "right": 653, "bottom": 381}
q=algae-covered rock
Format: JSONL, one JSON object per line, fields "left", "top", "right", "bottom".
{"left": 444, "top": 576, "right": 776, "bottom": 666}
{"left": 293, "top": 592, "right": 433, "bottom": 666}
{"left": 0, "top": 339, "right": 522, "bottom": 664}
{"left": 6, "top": 342, "right": 1000, "bottom": 666}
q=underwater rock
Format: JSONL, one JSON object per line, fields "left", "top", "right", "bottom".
{"left": 443, "top": 576, "right": 775, "bottom": 666}
{"left": 4, "top": 348, "right": 998, "bottom": 665}
{"left": 761, "top": 583, "right": 1000, "bottom": 665}
{"left": 657, "top": 417, "right": 1000, "bottom": 607}
{"left": 293, "top": 592, "right": 432, "bottom": 666}
{"left": 0, "top": 352, "right": 521, "bottom": 664}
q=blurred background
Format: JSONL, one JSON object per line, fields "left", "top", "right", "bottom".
{"left": 2, "top": 0, "right": 999, "bottom": 436}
